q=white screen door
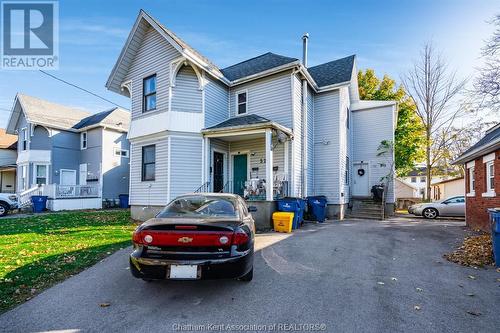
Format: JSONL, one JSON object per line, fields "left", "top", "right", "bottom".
{"left": 60, "top": 169, "right": 76, "bottom": 185}
{"left": 352, "top": 162, "right": 369, "bottom": 196}
{"left": 79, "top": 164, "right": 87, "bottom": 185}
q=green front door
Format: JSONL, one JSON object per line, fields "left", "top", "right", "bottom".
{"left": 233, "top": 154, "right": 247, "bottom": 196}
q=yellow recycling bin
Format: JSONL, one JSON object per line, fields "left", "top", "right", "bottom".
{"left": 273, "top": 212, "right": 294, "bottom": 233}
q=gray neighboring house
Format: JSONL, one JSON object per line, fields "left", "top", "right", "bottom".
{"left": 106, "top": 10, "right": 397, "bottom": 222}
{"left": 6, "top": 94, "right": 131, "bottom": 210}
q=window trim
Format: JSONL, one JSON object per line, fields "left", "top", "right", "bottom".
{"left": 114, "top": 147, "right": 129, "bottom": 158}
{"left": 142, "top": 74, "right": 157, "bottom": 113}
{"left": 467, "top": 166, "right": 475, "bottom": 196}
{"left": 411, "top": 176, "right": 417, "bottom": 183}
{"left": 21, "top": 127, "right": 28, "bottom": 151}
{"left": 33, "top": 163, "right": 49, "bottom": 186}
{"left": 484, "top": 160, "right": 495, "bottom": 195}
{"left": 141, "top": 145, "right": 156, "bottom": 182}
{"left": 19, "top": 164, "right": 28, "bottom": 191}
{"left": 80, "top": 131, "right": 87, "bottom": 150}
{"left": 235, "top": 90, "right": 248, "bottom": 116}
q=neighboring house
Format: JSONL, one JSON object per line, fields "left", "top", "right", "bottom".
{"left": 6, "top": 94, "right": 131, "bottom": 210}
{"left": 105, "top": 10, "right": 397, "bottom": 221}
{"left": 453, "top": 123, "right": 499, "bottom": 231}
{"left": 395, "top": 178, "right": 420, "bottom": 199}
{"left": 0, "top": 128, "right": 17, "bottom": 193}
{"left": 400, "top": 167, "right": 450, "bottom": 199}
{"left": 431, "top": 176, "right": 465, "bottom": 201}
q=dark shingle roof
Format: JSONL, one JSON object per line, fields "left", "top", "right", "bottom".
{"left": 205, "top": 114, "right": 271, "bottom": 130}
{"left": 221, "top": 52, "right": 298, "bottom": 81}
{"left": 460, "top": 124, "right": 500, "bottom": 157}
{"left": 308, "top": 55, "right": 355, "bottom": 87}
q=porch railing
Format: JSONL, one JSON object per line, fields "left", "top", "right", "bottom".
{"left": 41, "top": 184, "right": 100, "bottom": 199}
{"left": 18, "top": 186, "right": 43, "bottom": 207}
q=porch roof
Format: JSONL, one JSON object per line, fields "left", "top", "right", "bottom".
{"left": 202, "top": 114, "right": 293, "bottom": 138}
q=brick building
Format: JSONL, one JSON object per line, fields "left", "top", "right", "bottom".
{"left": 453, "top": 123, "right": 500, "bottom": 231}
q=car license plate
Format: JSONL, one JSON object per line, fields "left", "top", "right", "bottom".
{"left": 169, "top": 265, "right": 198, "bottom": 279}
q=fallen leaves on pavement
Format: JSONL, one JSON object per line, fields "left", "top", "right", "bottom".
{"left": 466, "top": 310, "right": 481, "bottom": 316}
{"left": 99, "top": 302, "right": 111, "bottom": 307}
{"left": 443, "top": 235, "right": 494, "bottom": 267}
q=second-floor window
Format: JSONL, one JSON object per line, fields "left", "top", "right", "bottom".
{"left": 81, "top": 132, "right": 87, "bottom": 150}
{"left": 237, "top": 91, "right": 247, "bottom": 115}
{"left": 420, "top": 176, "right": 426, "bottom": 182}
{"left": 411, "top": 177, "right": 417, "bottom": 183}
{"left": 21, "top": 128, "right": 27, "bottom": 150}
{"left": 114, "top": 148, "right": 129, "bottom": 158}
{"left": 486, "top": 161, "right": 495, "bottom": 193}
{"left": 143, "top": 74, "right": 157, "bottom": 112}
{"left": 142, "top": 145, "right": 156, "bottom": 181}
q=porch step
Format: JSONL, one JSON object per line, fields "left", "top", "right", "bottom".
{"left": 345, "top": 213, "right": 383, "bottom": 220}
{"left": 348, "top": 198, "right": 384, "bottom": 220}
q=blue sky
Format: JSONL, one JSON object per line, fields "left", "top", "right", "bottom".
{"left": 0, "top": 0, "right": 497, "bottom": 127}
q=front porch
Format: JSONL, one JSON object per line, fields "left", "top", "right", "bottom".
{"left": 201, "top": 115, "right": 293, "bottom": 202}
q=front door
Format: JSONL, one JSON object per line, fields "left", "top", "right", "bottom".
{"left": 352, "top": 162, "right": 369, "bottom": 196}
{"left": 233, "top": 154, "right": 247, "bottom": 196}
{"left": 60, "top": 169, "right": 76, "bottom": 185}
{"left": 213, "top": 152, "right": 224, "bottom": 192}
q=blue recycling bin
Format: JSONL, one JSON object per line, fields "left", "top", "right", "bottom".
{"left": 278, "top": 197, "right": 304, "bottom": 229}
{"left": 306, "top": 196, "right": 328, "bottom": 222}
{"left": 118, "top": 194, "right": 130, "bottom": 208}
{"left": 31, "top": 195, "right": 48, "bottom": 213}
{"left": 488, "top": 209, "right": 500, "bottom": 267}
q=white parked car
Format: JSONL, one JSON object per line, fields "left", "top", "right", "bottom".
{"left": 408, "top": 196, "right": 465, "bottom": 219}
{"left": 0, "top": 193, "right": 18, "bottom": 217}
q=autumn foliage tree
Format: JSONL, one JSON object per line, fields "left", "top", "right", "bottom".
{"left": 358, "top": 69, "right": 425, "bottom": 176}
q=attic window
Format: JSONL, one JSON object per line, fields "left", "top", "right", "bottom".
{"left": 143, "top": 74, "right": 157, "bottom": 112}
{"left": 81, "top": 131, "right": 87, "bottom": 150}
{"left": 237, "top": 91, "right": 247, "bottom": 115}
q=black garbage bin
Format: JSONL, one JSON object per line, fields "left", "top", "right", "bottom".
{"left": 371, "top": 185, "right": 384, "bottom": 202}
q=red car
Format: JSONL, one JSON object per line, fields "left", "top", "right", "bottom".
{"left": 130, "top": 193, "right": 256, "bottom": 281}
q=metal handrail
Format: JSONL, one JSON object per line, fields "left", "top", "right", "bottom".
{"left": 219, "top": 181, "right": 233, "bottom": 193}
{"left": 194, "top": 182, "right": 210, "bottom": 193}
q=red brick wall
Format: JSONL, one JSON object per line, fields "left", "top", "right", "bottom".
{"left": 465, "top": 149, "right": 500, "bottom": 231}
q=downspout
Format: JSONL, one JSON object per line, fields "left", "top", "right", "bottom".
{"left": 301, "top": 33, "right": 309, "bottom": 197}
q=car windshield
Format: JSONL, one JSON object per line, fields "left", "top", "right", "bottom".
{"left": 157, "top": 196, "right": 239, "bottom": 219}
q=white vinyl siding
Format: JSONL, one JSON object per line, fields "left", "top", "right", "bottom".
{"left": 169, "top": 137, "right": 203, "bottom": 198}
{"left": 292, "top": 74, "right": 302, "bottom": 197}
{"left": 228, "top": 71, "right": 292, "bottom": 128}
{"left": 171, "top": 65, "right": 202, "bottom": 113}
{"left": 352, "top": 104, "right": 396, "bottom": 203}
{"left": 205, "top": 76, "right": 229, "bottom": 128}
{"left": 124, "top": 25, "right": 181, "bottom": 119}
{"left": 129, "top": 137, "right": 169, "bottom": 206}
{"left": 338, "top": 87, "right": 351, "bottom": 203}
{"left": 313, "top": 90, "right": 341, "bottom": 203}
{"left": 307, "top": 86, "right": 314, "bottom": 196}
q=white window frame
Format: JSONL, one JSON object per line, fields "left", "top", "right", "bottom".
{"left": 114, "top": 147, "right": 129, "bottom": 158}
{"left": 483, "top": 160, "right": 495, "bottom": 197}
{"left": 235, "top": 90, "right": 248, "bottom": 116}
{"left": 411, "top": 177, "right": 417, "bottom": 183}
{"left": 33, "top": 163, "right": 49, "bottom": 186}
{"left": 467, "top": 166, "right": 475, "bottom": 196}
{"left": 19, "top": 164, "right": 28, "bottom": 191}
{"left": 80, "top": 131, "right": 88, "bottom": 150}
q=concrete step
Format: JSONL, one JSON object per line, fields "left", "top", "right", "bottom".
{"left": 346, "top": 213, "right": 383, "bottom": 220}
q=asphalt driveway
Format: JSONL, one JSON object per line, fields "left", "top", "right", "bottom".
{"left": 1, "top": 217, "right": 499, "bottom": 333}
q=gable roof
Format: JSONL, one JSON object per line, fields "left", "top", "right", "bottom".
{"left": 13, "top": 94, "right": 91, "bottom": 131}
{"left": 73, "top": 107, "right": 130, "bottom": 132}
{"left": 307, "top": 55, "right": 356, "bottom": 87}
{"left": 453, "top": 123, "right": 500, "bottom": 164}
{"left": 221, "top": 53, "right": 299, "bottom": 81}
{"left": 7, "top": 94, "right": 130, "bottom": 134}
{"left": 0, "top": 128, "right": 17, "bottom": 149}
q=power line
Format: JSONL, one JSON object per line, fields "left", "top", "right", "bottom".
{"left": 38, "top": 70, "right": 128, "bottom": 109}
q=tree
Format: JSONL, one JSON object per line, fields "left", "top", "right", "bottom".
{"left": 474, "top": 14, "right": 500, "bottom": 110}
{"left": 402, "top": 43, "right": 466, "bottom": 200}
{"left": 358, "top": 69, "right": 425, "bottom": 176}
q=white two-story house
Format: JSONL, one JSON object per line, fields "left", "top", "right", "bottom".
{"left": 106, "top": 10, "right": 397, "bottom": 223}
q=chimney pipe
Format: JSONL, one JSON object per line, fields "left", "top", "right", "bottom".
{"left": 302, "top": 33, "right": 309, "bottom": 67}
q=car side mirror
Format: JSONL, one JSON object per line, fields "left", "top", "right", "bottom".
{"left": 248, "top": 206, "right": 258, "bottom": 213}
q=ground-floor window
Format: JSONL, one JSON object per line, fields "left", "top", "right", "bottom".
{"left": 19, "top": 165, "right": 27, "bottom": 190}
{"left": 34, "top": 164, "right": 48, "bottom": 185}
{"left": 486, "top": 161, "right": 494, "bottom": 193}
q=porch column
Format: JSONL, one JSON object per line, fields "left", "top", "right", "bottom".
{"left": 265, "top": 129, "right": 273, "bottom": 201}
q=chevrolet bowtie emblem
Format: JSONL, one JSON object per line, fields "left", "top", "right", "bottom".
{"left": 178, "top": 236, "right": 193, "bottom": 243}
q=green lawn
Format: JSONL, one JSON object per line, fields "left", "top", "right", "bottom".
{"left": 0, "top": 210, "right": 138, "bottom": 313}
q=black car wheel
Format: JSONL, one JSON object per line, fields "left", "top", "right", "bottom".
{"left": 422, "top": 208, "right": 438, "bottom": 219}
{"left": 238, "top": 267, "right": 253, "bottom": 282}
{"left": 0, "top": 202, "right": 9, "bottom": 217}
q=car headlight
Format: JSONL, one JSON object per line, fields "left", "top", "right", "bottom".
{"left": 9, "top": 195, "right": 17, "bottom": 201}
